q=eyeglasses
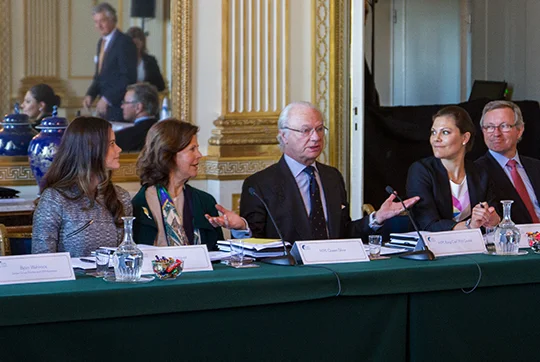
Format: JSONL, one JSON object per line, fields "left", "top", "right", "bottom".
{"left": 121, "top": 100, "right": 138, "bottom": 105}
{"left": 282, "top": 125, "right": 328, "bottom": 137}
{"left": 482, "top": 123, "right": 517, "bottom": 133}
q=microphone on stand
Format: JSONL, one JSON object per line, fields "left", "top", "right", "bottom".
{"left": 248, "top": 187, "right": 297, "bottom": 266}
{"left": 385, "top": 186, "right": 435, "bottom": 261}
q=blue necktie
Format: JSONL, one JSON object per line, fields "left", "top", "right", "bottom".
{"left": 303, "top": 166, "right": 328, "bottom": 239}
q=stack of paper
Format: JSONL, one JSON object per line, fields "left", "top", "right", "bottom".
{"left": 217, "top": 238, "right": 291, "bottom": 258}
{"left": 387, "top": 231, "right": 419, "bottom": 249}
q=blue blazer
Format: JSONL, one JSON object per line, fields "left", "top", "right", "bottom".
{"left": 240, "top": 156, "right": 371, "bottom": 243}
{"left": 86, "top": 29, "right": 138, "bottom": 121}
{"left": 406, "top": 156, "right": 496, "bottom": 231}
{"left": 475, "top": 151, "right": 540, "bottom": 224}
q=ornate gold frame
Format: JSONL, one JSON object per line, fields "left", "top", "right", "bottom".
{"left": 0, "top": 0, "right": 190, "bottom": 186}
{"left": 0, "top": 0, "right": 348, "bottom": 185}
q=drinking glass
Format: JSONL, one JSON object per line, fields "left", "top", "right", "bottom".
{"left": 369, "top": 235, "right": 382, "bottom": 258}
{"left": 484, "top": 226, "right": 497, "bottom": 253}
{"left": 229, "top": 240, "right": 245, "bottom": 267}
{"left": 95, "top": 249, "right": 111, "bottom": 277}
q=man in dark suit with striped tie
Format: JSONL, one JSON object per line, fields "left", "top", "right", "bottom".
{"left": 475, "top": 101, "right": 540, "bottom": 224}
{"left": 83, "top": 2, "right": 137, "bottom": 122}
{"left": 240, "top": 101, "right": 419, "bottom": 243}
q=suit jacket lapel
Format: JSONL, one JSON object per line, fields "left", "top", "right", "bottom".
{"left": 101, "top": 30, "right": 118, "bottom": 69}
{"left": 521, "top": 157, "right": 540, "bottom": 206}
{"left": 432, "top": 158, "right": 454, "bottom": 220}
{"left": 276, "top": 157, "right": 311, "bottom": 240}
{"left": 465, "top": 160, "right": 480, "bottom": 206}
{"left": 485, "top": 152, "right": 531, "bottom": 222}
{"left": 317, "top": 162, "right": 340, "bottom": 238}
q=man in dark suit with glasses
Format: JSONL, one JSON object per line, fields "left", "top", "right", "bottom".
{"left": 475, "top": 100, "right": 540, "bottom": 224}
{"left": 239, "top": 101, "right": 419, "bottom": 243}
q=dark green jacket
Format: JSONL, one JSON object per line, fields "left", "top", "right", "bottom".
{"left": 132, "top": 184, "right": 223, "bottom": 251}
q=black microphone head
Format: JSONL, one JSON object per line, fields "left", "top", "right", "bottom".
{"left": 385, "top": 185, "right": 395, "bottom": 195}
{"left": 248, "top": 187, "right": 256, "bottom": 196}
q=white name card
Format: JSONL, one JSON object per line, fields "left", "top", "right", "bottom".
{"left": 140, "top": 245, "right": 213, "bottom": 274}
{"left": 0, "top": 253, "right": 75, "bottom": 285}
{"left": 515, "top": 224, "right": 540, "bottom": 248}
{"left": 423, "top": 229, "right": 486, "bottom": 257}
{"left": 291, "top": 239, "right": 369, "bottom": 265}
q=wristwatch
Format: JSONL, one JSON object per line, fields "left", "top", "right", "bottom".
{"left": 465, "top": 219, "right": 472, "bottom": 229}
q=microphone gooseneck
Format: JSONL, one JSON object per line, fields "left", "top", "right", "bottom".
{"left": 386, "top": 185, "right": 435, "bottom": 261}
{"left": 248, "top": 187, "right": 297, "bottom": 266}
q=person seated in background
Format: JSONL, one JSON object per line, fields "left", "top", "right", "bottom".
{"left": 239, "top": 101, "right": 419, "bottom": 243}
{"left": 126, "top": 26, "right": 165, "bottom": 92}
{"left": 132, "top": 119, "right": 248, "bottom": 251}
{"left": 32, "top": 117, "right": 132, "bottom": 257}
{"left": 21, "top": 83, "right": 61, "bottom": 129}
{"left": 115, "top": 82, "right": 159, "bottom": 152}
{"left": 475, "top": 101, "right": 540, "bottom": 224}
{"left": 406, "top": 106, "right": 500, "bottom": 231}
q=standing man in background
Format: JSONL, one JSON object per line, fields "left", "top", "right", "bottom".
{"left": 83, "top": 2, "right": 137, "bottom": 122}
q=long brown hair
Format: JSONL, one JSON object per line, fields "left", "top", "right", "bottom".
{"left": 137, "top": 118, "right": 199, "bottom": 188}
{"left": 41, "top": 117, "right": 125, "bottom": 225}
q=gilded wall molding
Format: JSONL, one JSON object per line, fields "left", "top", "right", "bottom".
{"left": 312, "top": 0, "right": 347, "bottom": 171}
{"left": 210, "top": 0, "right": 288, "bottom": 157}
{"left": 201, "top": 156, "right": 280, "bottom": 180}
{"left": 0, "top": 0, "right": 191, "bottom": 186}
{"left": 0, "top": 0, "right": 11, "bottom": 116}
{"left": 171, "top": 0, "right": 191, "bottom": 122}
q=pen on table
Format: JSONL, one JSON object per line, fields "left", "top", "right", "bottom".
{"left": 80, "top": 258, "right": 95, "bottom": 263}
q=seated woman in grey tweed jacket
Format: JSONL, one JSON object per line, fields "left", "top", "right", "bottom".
{"left": 32, "top": 117, "right": 133, "bottom": 257}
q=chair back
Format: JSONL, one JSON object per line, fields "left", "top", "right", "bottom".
{"left": 0, "top": 224, "right": 11, "bottom": 256}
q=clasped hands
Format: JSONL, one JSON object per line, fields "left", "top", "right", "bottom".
{"left": 468, "top": 202, "right": 500, "bottom": 229}
{"left": 205, "top": 204, "right": 248, "bottom": 230}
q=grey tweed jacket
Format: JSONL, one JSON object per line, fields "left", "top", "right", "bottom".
{"left": 32, "top": 185, "right": 133, "bottom": 257}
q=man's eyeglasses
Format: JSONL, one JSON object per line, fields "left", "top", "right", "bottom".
{"left": 282, "top": 125, "right": 328, "bottom": 137}
{"left": 121, "top": 100, "right": 138, "bottom": 105}
{"left": 482, "top": 123, "right": 517, "bottom": 133}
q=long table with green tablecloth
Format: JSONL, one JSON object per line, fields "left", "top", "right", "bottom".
{"left": 1, "top": 252, "right": 540, "bottom": 361}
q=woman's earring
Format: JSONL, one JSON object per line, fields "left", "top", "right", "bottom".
{"left": 38, "top": 107, "right": 43, "bottom": 112}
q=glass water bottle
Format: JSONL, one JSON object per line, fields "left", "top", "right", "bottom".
{"left": 113, "top": 217, "right": 143, "bottom": 281}
{"left": 494, "top": 200, "right": 521, "bottom": 255}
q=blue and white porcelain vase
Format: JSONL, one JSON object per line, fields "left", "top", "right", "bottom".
{"left": 28, "top": 106, "right": 68, "bottom": 188}
{"left": 0, "top": 103, "right": 38, "bottom": 156}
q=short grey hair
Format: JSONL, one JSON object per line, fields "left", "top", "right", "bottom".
{"left": 276, "top": 101, "right": 324, "bottom": 151}
{"left": 126, "top": 82, "right": 159, "bottom": 116}
{"left": 93, "top": 2, "right": 117, "bottom": 23}
{"left": 480, "top": 100, "right": 524, "bottom": 128}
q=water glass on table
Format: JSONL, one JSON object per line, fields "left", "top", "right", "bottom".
{"left": 369, "top": 235, "right": 382, "bottom": 259}
{"left": 484, "top": 226, "right": 497, "bottom": 253}
{"left": 95, "top": 249, "right": 111, "bottom": 277}
{"left": 229, "top": 240, "right": 245, "bottom": 267}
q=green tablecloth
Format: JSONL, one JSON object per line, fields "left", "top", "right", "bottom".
{"left": 2, "top": 252, "right": 540, "bottom": 361}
